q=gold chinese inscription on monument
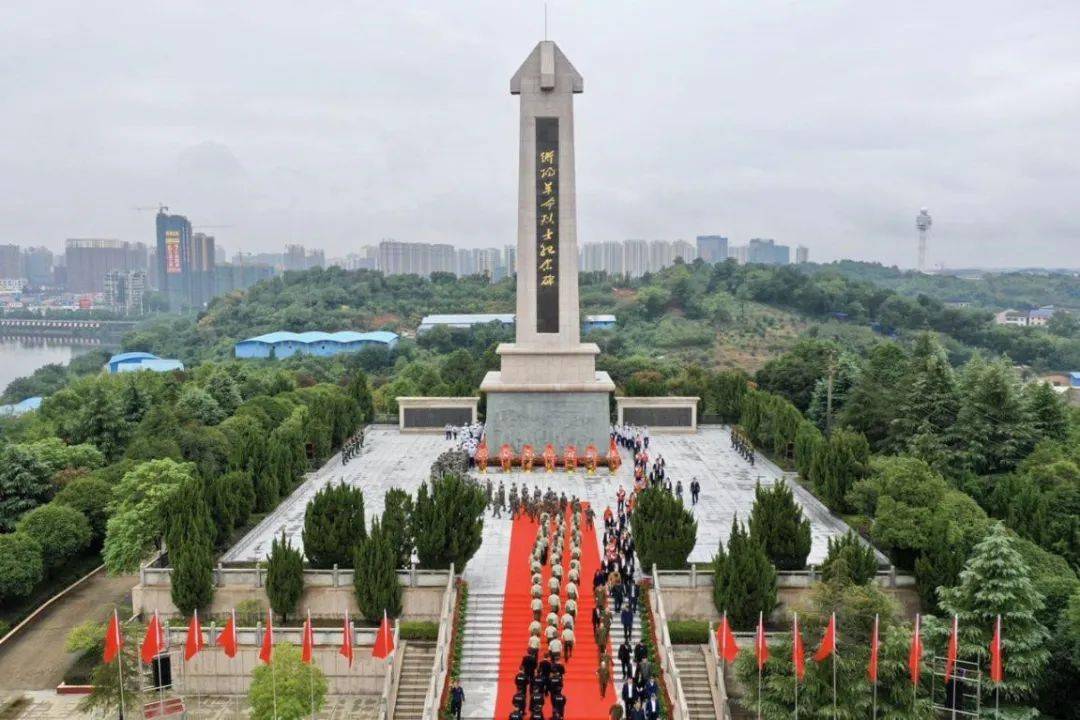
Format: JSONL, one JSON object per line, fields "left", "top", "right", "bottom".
{"left": 535, "top": 118, "right": 559, "bottom": 333}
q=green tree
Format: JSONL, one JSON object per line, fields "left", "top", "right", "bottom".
{"left": 890, "top": 333, "right": 960, "bottom": 468}
{"left": 381, "top": 487, "right": 414, "bottom": 568}
{"left": 165, "top": 478, "right": 217, "bottom": 615}
{"left": 77, "top": 621, "right": 144, "bottom": 718}
{"left": 53, "top": 475, "right": 114, "bottom": 542}
{"left": 754, "top": 339, "right": 837, "bottom": 412}
{"left": 0, "top": 444, "right": 54, "bottom": 530}
{"left": 176, "top": 385, "right": 226, "bottom": 425}
{"left": 820, "top": 530, "right": 878, "bottom": 585}
{"left": 793, "top": 420, "right": 823, "bottom": 481}
{"left": 204, "top": 369, "right": 243, "bottom": 415}
{"left": 103, "top": 459, "right": 194, "bottom": 574}
{"left": 16, "top": 503, "right": 92, "bottom": 572}
{"left": 1024, "top": 380, "right": 1070, "bottom": 444}
{"left": 809, "top": 428, "right": 869, "bottom": 512}
{"left": 249, "top": 643, "right": 328, "bottom": 720}
{"left": 712, "top": 518, "right": 778, "bottom": 628}
{"left": 411, "top": 474, "right": 487, "bottom": 569}
{"left": 0, "top": 532, "right": 43, "bottom": 600}
{"left": 301, "top": 482, "right": 366, "bottom": 569}
{"left": 75, "top": 381, "right": 131, "bottom": 459}
{"left": 953, "top": 356, "right": 1032, "bottom": 475}
{"left": 748, "top": 480, "right": 811, "bottom": 570}
{"left": 630, "top": 486, "right": 698, "bottom": 570}
{"left": 266, "top": 531, "right": 304, "bottom": 623}
{"left": 353, "top": 519, "right": 403, "bottom": 621}
{"left": 806, "top": 351, "right": 860, "bottom": 432}
{"left": 347, "top": 370, "right": 375, "bottom": 423}
{"left": 936, "top": 523, "right": 1050, "bottom": 715}
{"left": 839, "top": 341, "right": 909, "bottom": 450}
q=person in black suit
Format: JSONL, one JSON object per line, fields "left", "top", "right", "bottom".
{"left": 645, "top": 694, "right": 660, "bottom": 720}
{"left": 633, "top": 641, "right": 647, "bottom": 663}
{"left": 617, "top": 641, "right": 632, "bottom": 679}
{"left": 621, "top": 679, "right": 636, "bottom": 714}
{"left": 449, "top": 680, "right": 465, "bottom": 720}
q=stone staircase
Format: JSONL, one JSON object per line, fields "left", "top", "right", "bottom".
{"left": 606, "top": 593, "right": 644, "bottom": 688}
{"left": 392, "top": 641, "right": 436, "bottom": 720}
{"left": 458, "top": 591, "right": 505, "bottom": 718}
{"left": 673, "top": 645, "right": 718, "bottom": 720}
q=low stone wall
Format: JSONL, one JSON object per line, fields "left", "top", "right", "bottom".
{"left": 133, "top": 568, "right": 451, "bottom": 620}
{"left": 655, "top": 569, "right": 921, "bottom": 622}
{"left": 397, "top": 396, "right": 478, "bottom": 432}
{"left": 615, "top": 396, "right": 699, "bottom": 432}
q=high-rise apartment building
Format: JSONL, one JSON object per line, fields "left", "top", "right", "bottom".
{"left": 189, "top": 232, "right": 216, "bottom": 307}
{"left": 104, "top": 269, "right": 147, "bottom": 315}
{"left": 728, "top": 245, "right": 749, "bottom": 264}
{"left": 648, "top": 240, "right": 674, "bottom": 273}
{"left": 156, "top": 211, "right": 194, "bottom": 309}
{"left": 503, "top": 246, "right": 517, "bottom": 277}
{"left": 696, "top": 235, "right": 729, "bottom": 264}
{"left": 796, "top": 245, "right": 809, "bottom": 264}
{"left": 672, "top": 240, "right": 697, "bottom": 263}
{"left": 624, "top": 239, "right": 650, "bottom": 278}
{"left": 0, "top": 245, "right": 21, "bottom": 279}
{"left": 23, "top": 247, "right": 54, "bottom": 287}
{"left": 379, "top": 240, "right": 456, "bottom": 277}
{"left": 67, "top": 238, "right": 148, "bottom": 293}
{"left": 747, "top": 238, "right": 790, "bottom": 265}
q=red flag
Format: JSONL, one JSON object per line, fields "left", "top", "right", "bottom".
{"left": 184, "top": 610, "right": 204, "bottom": 662}
{"left": 301, "top": 611, "right": 315, "bottom": 665}
{"left": 908, "top": 614, "right": 923, "bottom": 686}
{"left": 373, "top": 610, "right": 395, "bottom": 660}
{"left": 792, "top": 613, "right": 805, "bottom": 681}
{"left": 868, "top": 613, "right": 880, "bottom": 683}
{"left": 339, "top": 610, "right": 355, "bottom": 666}
{"left": 813, "top": 613, "right": 836, "bottom": 662}
{"left": 944, "top": 615, "right": 959, "bottom": 682}
{"left": 258, "top": 609, "right": 274, "bottom": 665}
{"left": 755, "top": 611, "right": 769, "bottom": 670}
{"left": 104, "top": 609, "right": 123, "bottom": 663}
{"left": 717, "top": 613, "right": 739, "bottom": 664}
{"left": 217, "top": 609, "right": 238, "bottom": 659}
{"left": 989, "top": 615, "right": 1003, "bottom": 684}
{"left": 141, "top": 610, "right": 164, "bottom": 664}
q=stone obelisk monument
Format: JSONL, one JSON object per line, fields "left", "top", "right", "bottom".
{"left": 481, "top": 41, "right": 615, "bottom": 451}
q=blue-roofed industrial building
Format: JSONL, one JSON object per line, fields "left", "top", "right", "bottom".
{"left": 417, "top": 313, "right": 615, "bottom": 334}
{"left": 0, "top": 396, "right": 43, "bottom": 417}
{"left": 106, "top": 352, "right": 184, "bottom": 374}
{"left": 234, "top": 331, "right": 399, "bottom": 359}
{"left": 1071, "top": 371, "right": 1080, "bottom": 388}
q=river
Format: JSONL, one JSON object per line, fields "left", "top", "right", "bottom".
{"left": 0, "top": 337, "right": 102, "bottom": 395}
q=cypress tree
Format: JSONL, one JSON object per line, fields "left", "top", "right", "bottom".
{"left": 748, "top": 480, "right": 811, "bottom": 570}
{"left": 712, "top": 517, "right": 778, "bottom": 628}
{"left": 809, "top": 428, "right": 870, "bottom": 512}
{"left": 820, "top": 530, "right": 878, "bottom": 585}
{"left": 793, "top": 420, "right": 823, "bottom": 481}
{"left": 411, "top": 474, "right": 486, "bottom": 569}
{"left": 347, "top": 371, "right": 375, "bottom": 423}
{"left": 353, "top": 519, "right": 403, "bottom": 622}
{"left": 166, "top": 478, "right": 216, "bottom": 615}
{"left": 301, "top": 482, "right": 366, "bottom": 569}
{"left": 954, "top": 357, "right": 1032, "bottom": 475}
{"left": 937, "top": 523, "right": 1050, "bottom": 714}
{"left": 265, "top": 531, "right": 304, "bottom": 624}
{"left": 1024, "top": 380, "right": 1069, "bottom": 444}
{"left": 381, "top": 488, "right": 414, "bottom": 568}
{"left": 630, "top": 487, "right": 697, "bottom": 570}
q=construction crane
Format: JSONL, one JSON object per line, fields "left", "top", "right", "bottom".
{"left": 132, "top": 204, "right": 170, "bottom": 214}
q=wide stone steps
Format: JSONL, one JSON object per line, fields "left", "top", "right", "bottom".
{"left": 672, "top": 646, "right": 718, "bottom": 720}
{"left": 392, "top": 642, "right": 437, "bottom": 720}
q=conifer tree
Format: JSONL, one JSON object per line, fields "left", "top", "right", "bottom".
{"left": 954, "top": 357, "right": 1032, "bottom": 475}
{"left": 806, "top": 352, "right": 860, "bottom": 432}
{"left": 890, "top": 333, "right": 960, "bottom": 466}
{"left": 301, "top": 482, "right": 366, "bottom": 569}
{"left": 839, "top": 341, "right": 909, "bottom": 450}
{"left": 748, "top": 480, "right": 811, "bottom": 570}
{"left": 820, "top": 530, "right": 878, "bottom": 585}
{"left": 937, "top": 523, "right": 1050, "bottom": 714}
{"left": 347, "top": 371, "right": 375, "bottom": 423}
{"left": 381, "top": 488, "right": 414, "bottom": 568}
{"left": 353, "top": 519, "right": 402, "bottom": 622}
{"left": 631, "top": 486, "right": 697, "bottom": 570}
{"left": 809, "top": 428, "right": 869, "bottom": 512}
{"left": 713, "top": 517, "right": 778, "bottom": 628}
{"left": 1024, "top": 380, "right": 1069, "bottom": 444}
{"left": 412, "top": 473, "right": 486, "bottom": 569}
{"left": 165, "top": 477, "right": 216, "bottom": 615}
{"left": 266, "top": 531, "right": 304, "bottom": 624}
{"left": 793, "top": 420, "right": 823, "bottom": 481}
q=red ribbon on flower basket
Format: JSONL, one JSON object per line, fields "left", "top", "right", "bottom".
{"left": 564, "top": 444, "right": 578, "bottom": 473}
{"left": 521, "top": 444, "right": 535, "bottom": 472}
{"left": 584, "top": 443, "right": 598, "bottom": 474}
{"left": 475, "top": 442, "right": 489, "bottom": 473}
{"left": 608, "top": 438, "right": 622, "bottom": 471}
{"left": 499, "top": 443, "right": 514, "bottom": 472}
{"left": 543, "top": 443, "right": 557, "bottom": 473}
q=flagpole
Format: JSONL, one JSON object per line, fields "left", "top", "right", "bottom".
{"left": 831, "top": 612, "right": 837, "bottom": 720}
{"left": 270, "top": 610, "right": 278, "bottom": 720}
{"left": 155, "top": 610, "right": 165, "bottom": 714}
{"left": 757, "top": 611, "right": 763, "bottom": 720}
{"left": 308, "top": 609, "right": 315, "bottom": 720}
{"left": 232, "top": 609, "right": 240, "bottom": 720}
{"left": 114, "top": 609, "right": 126, "bottom": 720}
{"left": 912, "top": 614, "right": 919, "bottom": 714}
{"left": 194, "top": 609, "right": 203, "bottom": 720}
{"left": 872, "top": 614, "right": 878, "bottom": 720}
{"left": 793, "top": 612, "right": 798, "bottom": 720}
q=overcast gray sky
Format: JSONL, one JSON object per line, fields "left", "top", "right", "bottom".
{"left": 2, "top": 1, "right": 1079, "bottom": 269}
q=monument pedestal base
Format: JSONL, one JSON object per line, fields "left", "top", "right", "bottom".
{"left": 481, "top": 370, "right": 614, "bottom": 451}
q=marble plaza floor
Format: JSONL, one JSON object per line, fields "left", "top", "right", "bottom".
{"left": 225, "top": 424, "right": 859, "bottom": 566}
{"left": 0, "top": 692, "right": 378, "bottom": 719}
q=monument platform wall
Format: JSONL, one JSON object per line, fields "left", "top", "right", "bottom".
{"left": 484, "top": 389, "right": 609, "bottom": 451}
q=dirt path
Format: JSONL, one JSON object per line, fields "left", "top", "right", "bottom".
{"left": 0, "top": 570, "right": 136, "bottom": 691}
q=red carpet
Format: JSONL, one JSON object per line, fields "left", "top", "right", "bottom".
{"left": 493, "top": 503, "right": 615, "bottom": 720}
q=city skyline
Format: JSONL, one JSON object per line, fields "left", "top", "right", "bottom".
{"left": 2, "top": 3, "right": 1080, "bottom": 268}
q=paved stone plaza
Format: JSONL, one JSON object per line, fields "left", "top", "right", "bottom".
{"left": 226, "top": 425, "right": 856, "bottom": 566}
{"left": 0, "top": 692, "right": 378, "bottom": 719}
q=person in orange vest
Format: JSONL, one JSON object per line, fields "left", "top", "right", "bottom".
{"left": 603, "top": 506, "right": 614, "bottom": 531}
{"left": 616, "top": 485, "right": 626, "bottom": 512}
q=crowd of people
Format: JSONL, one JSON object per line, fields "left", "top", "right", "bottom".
{"left": 455, "top": 422, "right": 485, "bottom": 462}
{"left": 729, "top": 428, "right": 755, "bottom": 466}
{"left": 510, "top": 506, "right": 582, "bottom": 720}
{"left": 611, "top": 424, "right": 650, "bottom": 454}
{"left": 340, "top": 426, "right": 365, "bottom": 465}
{"left": 595, "top": 488, "right": 662, "bottom": 720}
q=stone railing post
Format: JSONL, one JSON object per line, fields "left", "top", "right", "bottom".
{"left": 256, "top": 564, "right": 263, "bottom": 588}
{"left": 333, "top": 564, "right": 340, "bottom": 588}
{"left": 889, "top": 565, "right": 897, "bottom": 588}
{"left": 690, "top": 563, "right": 697, "bottom": 588}
{"left": 215, "top": 563, "right": 223, "bottom": 587}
